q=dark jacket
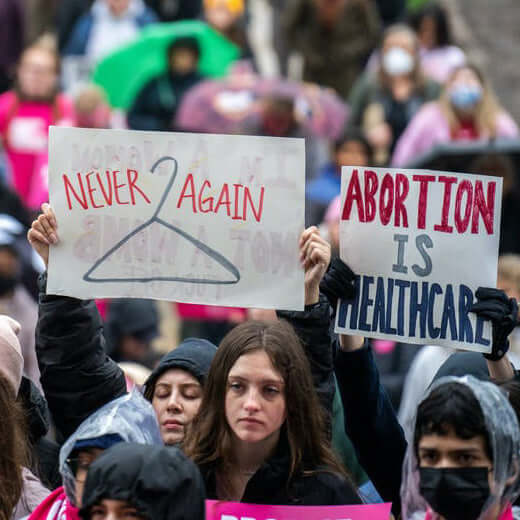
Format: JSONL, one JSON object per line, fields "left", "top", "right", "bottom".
{"left": 335, "top": 344, "right": 407, "bottom": 515}
{"left": 80, "top": 443, "right": 205, "bottom": 520}
{"left": 36, "top": 273, "right": 127, "bottom": 441}
{"left": 283, "top": 0, "right": 381, "bottom": 97}
{"left": 128, "top": 71, "right": 203, "bottom": 131}
{"left": 18, "top": 377, "right": 62, "bottom": 490}
{"left": 200, "top": 435, "right": 361, "bottom": 506}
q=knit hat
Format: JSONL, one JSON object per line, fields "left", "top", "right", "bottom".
{"left": 204, "top": 0, "right": 244, "bottom": 15}
{"left": 0, "top": 315, "right": 23, "bottom": 394}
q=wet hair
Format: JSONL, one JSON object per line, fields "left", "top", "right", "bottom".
{"left": 414, "top": 382, "right": 492, "bottom": 461}
{"left": 0, "top": 375, "right": 30, "bottom": 520}
{"left": 167, "top": 37, "right": 201, "bottom": 62}
{"left": 184, "top": 320, "right": 348, "bottom": 490}
{"left": 409, "top": 3, "right": 453, "bottom": 48}
{"left": 334, "top": 127, "right": 374, "bottom": 164}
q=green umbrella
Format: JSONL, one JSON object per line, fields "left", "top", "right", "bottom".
{"left": 92, "top": 20, "right": 240, "bottom": 110}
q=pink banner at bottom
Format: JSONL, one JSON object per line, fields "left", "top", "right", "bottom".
{"left": 206, "top": 500, "right": 392, "bottom": 520}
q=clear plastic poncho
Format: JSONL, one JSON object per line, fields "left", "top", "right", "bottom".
{"left": 401, "top": 375, "right": 520, "bottom": 520}
{"left": 59, "top": 389, "right": 163, "bottom": 505}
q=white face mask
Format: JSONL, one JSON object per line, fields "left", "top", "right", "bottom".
{"left": 382, "top": 46, "right": 415, "bottom": 77}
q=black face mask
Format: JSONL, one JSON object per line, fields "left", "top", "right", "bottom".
{"left": 419, "top": 467, "right": 491, "bottom": 520}
{"left": 0, "top": 274, "right": 18, "bottom": 297}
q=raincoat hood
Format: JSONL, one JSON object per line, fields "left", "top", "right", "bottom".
{"left": 79, "top": 443, "right": 205, "bottom": 520}
{"left": 144, "top": 337, "right": 217, "bottom": 395}
{"left": 60, "top": 389, "right": 163, "bottom": 506}
{"left": 401, "top": 375, "right": 520, "bottom": 520}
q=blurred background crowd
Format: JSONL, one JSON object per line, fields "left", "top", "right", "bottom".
{"left": 0, "top": 0, "right": 520, "bottom": 422}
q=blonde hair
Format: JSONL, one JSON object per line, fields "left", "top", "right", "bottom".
{"left": 498, "top": 255, "right": 520, "bottom": 292}
{"left": 439, "top": 64, "right": 504, "bottom": 138}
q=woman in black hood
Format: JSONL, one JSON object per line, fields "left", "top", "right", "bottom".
{"left": 79, "top": 442, "right": 205, "bottom": 520}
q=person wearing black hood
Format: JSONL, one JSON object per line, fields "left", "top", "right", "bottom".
{"left": 79, "top": 443, "right": 205, "bottom": 520}
{"left": 127, "top": 37, "right": 204, "bottom": 131}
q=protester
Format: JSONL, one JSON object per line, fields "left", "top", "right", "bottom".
{"left": 63, "top": 0, "right": 158, "bottom": 63}
{"left": 401, "top": 376, "right": 520, "bottom": 520}
{"left": 28, "top": 390, "right": 163, "bottom": 519}
{"left": 0, "top": 315, "right": 49, "bottom": 520}
{"left": 183, "top": 320, "right": 362, "bottom": 504}
{"left": 79, "top": 443, "right": 205, "bottom": 520}
{"left": 0, "top": 43, "right": 75, "bottom": 211}
{"left": 349, "top": 24, "right": 440, "bottom": 165}
{"left": 128, "top": 37, "right": 203, "bottom": 131}
{"left": 392, "top": 64, "right": 519, "bottom": 166}
{"left": 104, "top": 299, "right": 160, "bottom": 367}
{"left": 306, "top": 128, "right": 373, "bottom": 226}
{"left": 409, "top": 3, "right": 466, "bottom": 83}
{"left": 74, "top": 85, "right": 125, "bottom": 129}
{"left": 283, "top": 0, "right": 381, "bottom": 98}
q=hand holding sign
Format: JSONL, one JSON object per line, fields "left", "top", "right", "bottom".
{"left": 27, "top": 203, "right": 58, "bottom": 267}
{"left": 300, "top": 226, "right": 331, "bottom": 305}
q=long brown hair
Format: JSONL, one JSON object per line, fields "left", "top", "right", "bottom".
{"left": 184, "top": 320, "right": 347, "bottom": 486}
{"left": 439, "top": 63, "right": 504, "bottom": 138}
{"left": 0, "top": 375, "right": 30, "bottom": 520}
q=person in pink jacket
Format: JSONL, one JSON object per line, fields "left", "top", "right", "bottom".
{"left": 392, "top": 64, "right": 519, "bottom": 167}
{"left": 0, "top": 42, "right": 75, "bottom": 211}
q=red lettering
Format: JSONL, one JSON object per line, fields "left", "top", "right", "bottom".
{"left": 341, "top": 169, "right": 365, "bottom": 222}
{"left": 379, "top": 174, "right": 394, "bottom": 225}
{"left": 433, "top": 176, "right": 457, "bottom": 233}
{"left": 214, "top": 184, "right": 231, "bottom": 216}
{"left": 413, "top": 175, "right": 436, "bottom": 229}
{"left": 176, "top": 173, "right": 197, "bottom": 213}
{"left": 63, "top": 173, "right": 88, "bottom": 210}
{"left": 394, "top": 173, "right": 409, "bottom": 227}
{"left": 233, "top": 184, "right": 243, "bottom": 220}
{"left": 127, "top": 169, "right": 151, "bottom": 205}
{"left": 96, "top": 171, "right": 113, "bottom": 206}
{"left": 364, "top": 170, "right": 378, "bottom": 222}
{"left": 112, "top": 170, "right": 129, "bottom": 205}
{"left": 198, "top": 180, "right": 213, "bottom": 213}
{"left": 243, "top": 186, "right": 265, "bottom": 222}
{"left": 85, "top": 171, "right": 103, "bottom": 209}
{"left": 454, "top": 180, "right": 473, "bottom": 233}
{"left": 472, "top": 181, "right": 495, "bottom": 234}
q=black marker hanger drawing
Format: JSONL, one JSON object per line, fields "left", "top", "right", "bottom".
{"left": 83, "top": 156, "right": 241, "bottom": 285}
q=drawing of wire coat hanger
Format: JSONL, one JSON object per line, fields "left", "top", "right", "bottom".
{"left": 83, "top": 156, "right": 241, "bottom": 284}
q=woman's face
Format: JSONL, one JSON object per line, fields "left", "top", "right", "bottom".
{"left": 225, "top": 350, "right": 287, "bottom": 445}
{"left": 17, "top": 48, "right": 58, "bottom": 101}
{"left": 89, "top": 499, "right": 144, "bottom": 519}
{"left": 381, "top": 31, "right": 417, "bottom": 77}
{"left": 152, "top": 369, "right": 203, "bottom": 445}
{"left": 448, "top": 68, "right": 483, "bottom": 113}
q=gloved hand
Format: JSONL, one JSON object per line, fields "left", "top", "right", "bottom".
{"left": 319, "top": 257, "right": 357, "bottom": 311}
{"left": 470, "top": 287, "right": 518, "bottom": 361}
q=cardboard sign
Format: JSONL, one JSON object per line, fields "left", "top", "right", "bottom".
{"left": 47, "top": 127, "right": 305, "bottom": 310}
{"left": 335, "top": 167, "right": 502, "bottom": 352}
{"left": 205, "top": 500, "right": 392, "bottom": 520}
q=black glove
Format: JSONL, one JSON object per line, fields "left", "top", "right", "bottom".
{"left": 470, "top": 287, "right": 518, "bottom": 361}
{"left": 319, "top": 257, "right": 357, "bottom": 311}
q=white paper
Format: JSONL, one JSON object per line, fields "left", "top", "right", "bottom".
{"left": 47, "top": 127, "right": 305, "bottom": 310}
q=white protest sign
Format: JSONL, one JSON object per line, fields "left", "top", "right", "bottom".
{"left": 47, "top": 127, "right": 305, "bottom": 310}
{"left": 335, "top": 166, "right": 502, "bottom": 352}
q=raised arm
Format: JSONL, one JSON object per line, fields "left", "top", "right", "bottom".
{"left": 28, "top": 204, "right": 126, "bottom": 440}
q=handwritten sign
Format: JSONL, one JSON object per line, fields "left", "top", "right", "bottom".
{"left": 335, "top": 167, "right": 502, "bottom": 352}
{"left": 47, "top": 127, "right": 305, "bottom": 310}
{"left": 205, "top": 500, "right": 392, "bottom": 520}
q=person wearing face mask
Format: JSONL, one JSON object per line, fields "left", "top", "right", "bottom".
{"left": 392, "top": 64, "right": 519, "bottom": 167}
{"left": 401, "top": 376, "right": 520, "bottom": 520}
{"left": 128, "top": 37, "right": 204, "bottom": 132}
{"left": 79, "top": 443, "right": 205, "bottom": 520}
{"left": 349, "top": 24, "right": 441, "bottom": 165}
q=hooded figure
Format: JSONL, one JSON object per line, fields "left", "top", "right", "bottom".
{"left": 79, "top": 443, "right": 205, "bottom": 520}
{"left": 28, "top": 390, "right": 163, "bottom": 520}
{"left": 401, "top": 375, "right": 520, "bottom": 520}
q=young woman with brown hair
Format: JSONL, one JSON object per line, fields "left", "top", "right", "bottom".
{"left": 184, "top": 318, "right": 361, "bottom": 505}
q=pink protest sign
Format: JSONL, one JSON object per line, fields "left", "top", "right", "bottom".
{"left": 205, "top": 500, "right": 392, "bottom": 520}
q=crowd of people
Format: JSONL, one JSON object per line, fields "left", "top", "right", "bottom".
{"left": 1, "top": 0, "right": 520, "bottom": 519}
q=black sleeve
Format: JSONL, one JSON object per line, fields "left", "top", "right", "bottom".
{"left": 277, "top": 294, "right": 335, "bottom": 421}
{"left": 36, "top": 273, "right": 126, "bottom": 440}
{"left": 335, "top": 343, "right": 407, "bottom": 515}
